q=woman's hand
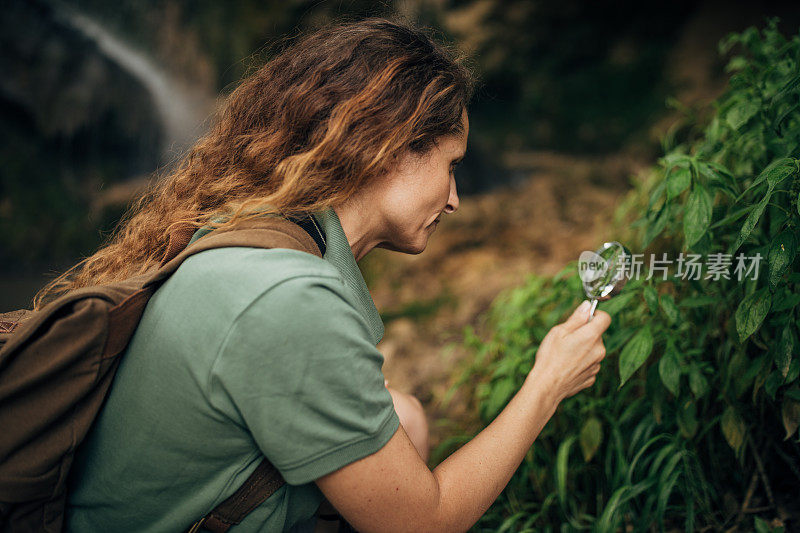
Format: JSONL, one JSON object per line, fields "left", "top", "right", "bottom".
{"left": 526, "top": 300, "right": 611, "bottom": 404}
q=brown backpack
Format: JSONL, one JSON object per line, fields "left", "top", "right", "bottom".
{"left": 0, "top": 215, "right": 326, "bottom": 533}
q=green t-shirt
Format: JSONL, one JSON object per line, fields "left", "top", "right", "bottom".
{"left": 66, "top": 207, "right": 400, "bottom": 532}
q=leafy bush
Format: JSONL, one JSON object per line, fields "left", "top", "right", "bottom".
{"left": 441, "top": 19, "right": 800, "bottom": 531}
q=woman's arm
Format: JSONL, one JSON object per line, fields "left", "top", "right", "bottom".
{"left": 385, "top": 384, "right": 430, "bottom": 463}
{"left": 315, "top": 302, "right": 610, "bottom": 532}
{"left": 314, "top": 385, "right": 430, "bottom": 532}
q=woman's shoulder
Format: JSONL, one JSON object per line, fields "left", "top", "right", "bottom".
{"left": 179, "top": 246, "right": 342, "bottom": 288}
{"left": 150, "top": 246, "right": 352, "bottom": 330}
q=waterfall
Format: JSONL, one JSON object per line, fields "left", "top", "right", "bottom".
{"left": 55, "top": 5, "right": 214, "bottom": 161}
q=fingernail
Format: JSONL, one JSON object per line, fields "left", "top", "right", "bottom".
{"left": 579, "top": 300, "right": 590, "bottom": 315}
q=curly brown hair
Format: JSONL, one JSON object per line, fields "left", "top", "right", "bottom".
{"left": 34, "top": 16, "right": 475, "bottom": 310}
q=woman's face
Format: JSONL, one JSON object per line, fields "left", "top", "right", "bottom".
{"left": 373, "top": 110, "right": 468, "bottom": 254}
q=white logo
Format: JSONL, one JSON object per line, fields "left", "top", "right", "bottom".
{"left": 578, "top": 250, "right": 608, "bottom": 283}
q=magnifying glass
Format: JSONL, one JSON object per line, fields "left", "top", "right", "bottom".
{"left": 578, "top": 241, "right": 631, "bottom": 321}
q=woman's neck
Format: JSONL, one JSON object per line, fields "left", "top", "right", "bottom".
{"left": 333, "top": 203, "right": 380, "bottom": 262}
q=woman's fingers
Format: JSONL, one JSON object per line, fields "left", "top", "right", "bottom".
{"left": 577, "top": 310, "right": 611, "bottom": 340}
{"left": 573, "top": 336, "right": 607, "bottom": 369}
{"left": 593, "top": 344, "right": 607, "bottom": 364}
{"left": 561, "top": 301, "right": 593, "bottom": 333}
{"left": 576, "top": 361, "right": 602, "bottom": 382}
{"left": 528, "top": 304, "right": 612, "bottom": 402}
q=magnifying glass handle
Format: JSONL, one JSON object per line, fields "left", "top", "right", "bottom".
{"left": 586, "top": 299, "right": 599, "bottom": 322}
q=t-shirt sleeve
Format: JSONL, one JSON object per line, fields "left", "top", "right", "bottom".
{"left": 208, "top": 274, "right": 401, "bottom": 485}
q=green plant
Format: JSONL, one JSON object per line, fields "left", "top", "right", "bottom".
{"left": 440, "top": 19, "right": 800, "bottom": 531}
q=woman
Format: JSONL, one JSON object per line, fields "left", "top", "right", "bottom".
{"left": 46, "top": 17, "right": 611, "bottom": 532}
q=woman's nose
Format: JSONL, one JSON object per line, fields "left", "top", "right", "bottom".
{"left": 444, "top": 176, "right": 459, "bottom": 214}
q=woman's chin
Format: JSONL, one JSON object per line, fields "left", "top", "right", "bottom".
{"left": 405, "top": 238, "right": 429, "bottom": 255}
{"left": 375, "top": 238, "right": 426, "bottom": 255}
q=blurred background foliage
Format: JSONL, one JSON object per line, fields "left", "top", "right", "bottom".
{"left": 67, "top": 0, "right": 694, "bottom": 152}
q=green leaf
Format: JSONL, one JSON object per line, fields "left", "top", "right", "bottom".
{"left": 774, "top": 103, "right": 799, "bottom": 136}
{"left": 484, "top": 377, "right": 516, "bottom": 418}
{"left": 725, "top": 55, "right": 748, "bottom": 71}
{"left": 648, "top": 179, "right": 667, "bottom": 211}
{"left": 598, "top": 291, "right": 636, "bottom": 315}
{"left": 596, "top": 486, "right": 632, "bottom": 532}
{"left": 659, "top": 294, "right": 679, "bottom": 324}
{"left": 768, "top": 230, "right": 797, "bottom": 289}
{"left": 735, "top": 287, "right": 772, "bottom": 342}
{"left": 643, "top": 204, "right": 669, "bottom": 248}
{"left": 702, "top": 160, "right": 736, "bottom": 186}
{"left": 786, "top": 359, "right": 800, "bottom": 384}
{"left": 666, "top": 166, "right": 691, "bottom": 200}
{"left": 644, "top": 286, "right": 659, "bottom": 313}
{"left": 656, "top": 451, "right": 686, "bottom": 524}
{"left": 677, "top": 400, "right": 698, "bottom": 438}
{"left": 689, "top": 366, "right": 709, "bottom": 398}
{"left": 763, "top": 158, "right": 796, "bottom": 188}
{"left": 710, "top": 205, "right": 752, "bottom": 230}
{"left": 658, "top": 348, "right": 681, "bottom": 396}
{"left": 605, "top": 328, "right": 636, "bottom": 355}
{"left": 754, "top": 516, "right": 785, "bottom": 533}
{"left": 556, "top": 435, "right": 576, "bottom": 507}
{"left": 661, "top": 152, "right": 691, "bottom": 168}
{"left": 771, "top": 73, "right": 800, "bottom": 104}
{"left": 726, "top": 98, "right": 759, "bottom": 130}
{"left": 772, "top": 290, "right": 800, "bottom": 312}
{"left": 781, "top": 398, "right": 800, "bottom": 440}
{"left": 721, "top": 406, "right": 746, "bottom": 454}
{"left": 619, "top": 325, "right": 654, "bottom": 387}
{"left": 737, "top": 158, "right": 795, "bottom": 201}
{"left": 579, "top": 417, "right": 603, "bottom": 462}
{"left": 775, "top": 327, "right": 796, "bottom": 378}
{"left": 734, "top": 195, "right": 770, "bottom": 251}
{"left": 766, "top": 371, "right": 783, "bottom": 400}
{"left": 678, "top": 295, "right": 717, "bottom": 308}
{"left": 708, "top": 179, "right": 739, "bottom": 201}
{"left": 684, "top": 183, "right": 713, "bottom": 247}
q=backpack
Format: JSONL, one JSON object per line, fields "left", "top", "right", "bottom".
{"left": 0, "top": 214, "right": 327, "bottom": 533}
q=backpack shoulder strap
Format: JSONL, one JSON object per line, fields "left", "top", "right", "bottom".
{"left": 153, "top": 215, "right": 323, "bottom": 285}
{"left": 186, "top": 458, "right": 285, "bottom": 533}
